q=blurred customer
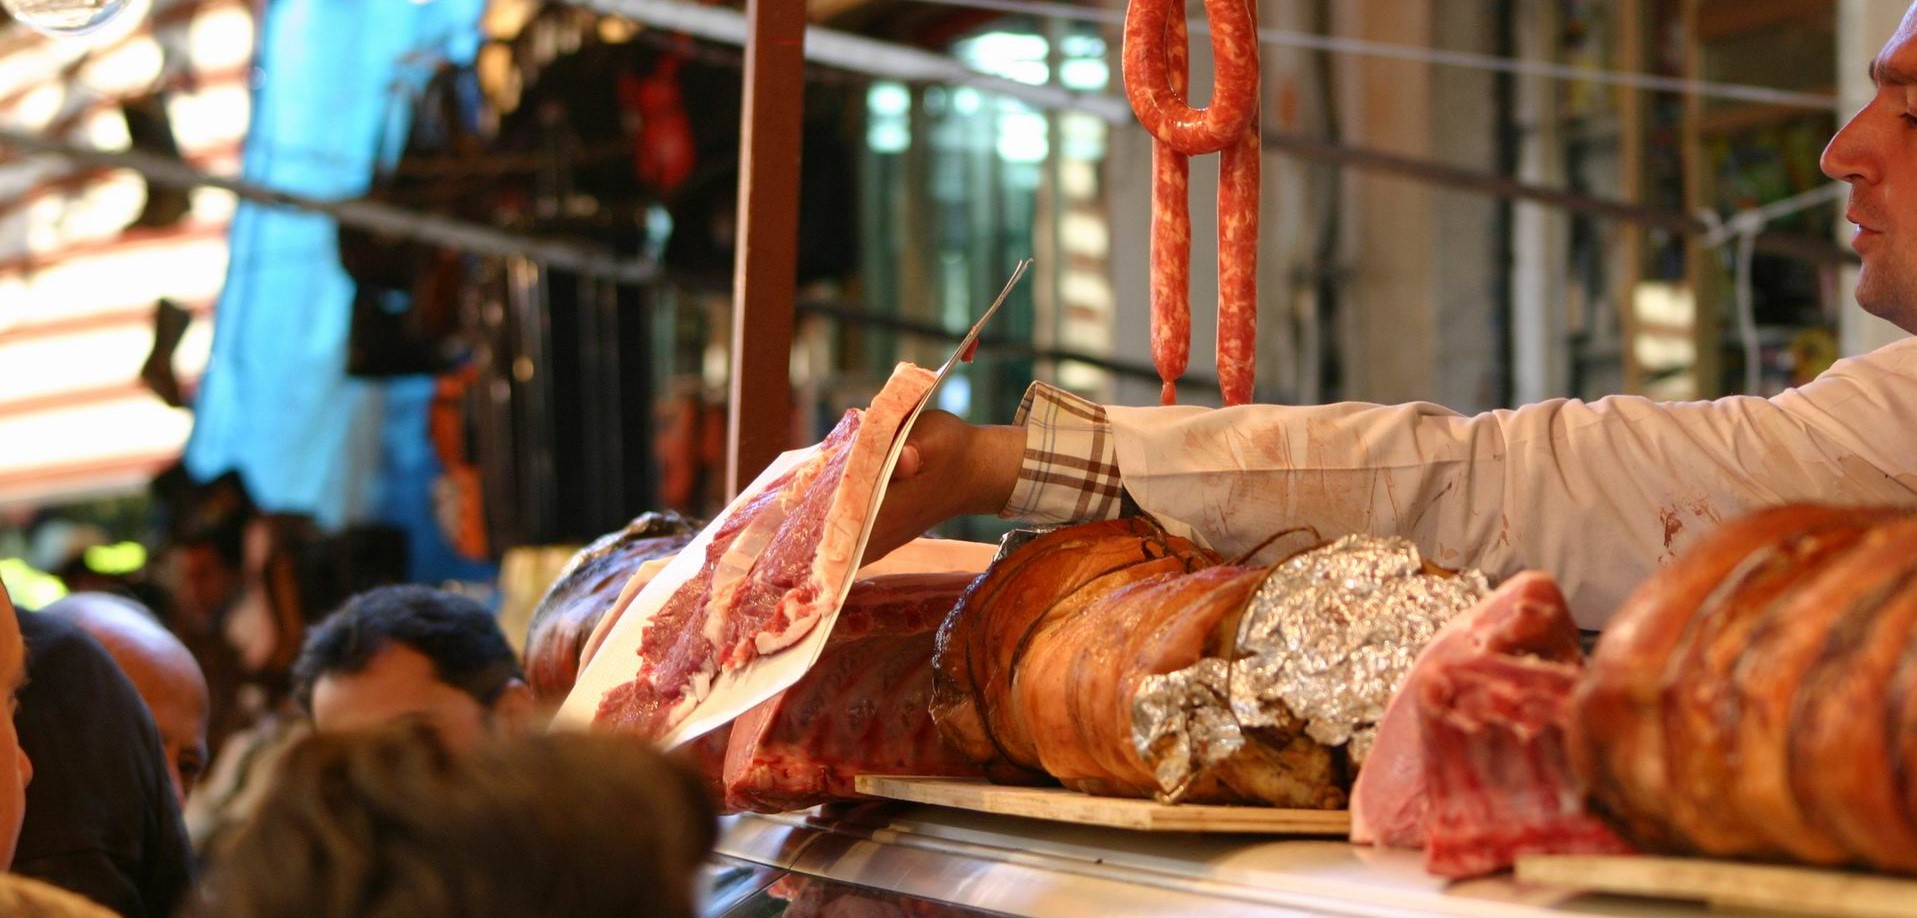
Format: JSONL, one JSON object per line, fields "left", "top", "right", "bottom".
{"left": 13, "top": 604, "right": 191, "bottom": 917}
{"left": 39, "top": 594, "right": 210, "bottom": 807}
{"left": 0, "top": 584, "right": 33, "bottom": 870}
{"left": 292, "top": 584, "right": 536, "bottom": 751}
{"left": 148, "top": 468, "right": 251, "bottom": 755}
{"left": 191, "top": 726, "right": 716, "bottom": 918}
{"left": 0, "top": 586, "right": 111, "bottom": 918}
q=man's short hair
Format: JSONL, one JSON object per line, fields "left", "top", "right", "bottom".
{"left": 292, "top": 585, "right": 521, "bottom": 714}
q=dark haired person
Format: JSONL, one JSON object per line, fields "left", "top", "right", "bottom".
{"left": 0, "top": 586, "right": 113, "bottom": 918}
{"left": 191, "top": 726, "right": 715, "bottom": 918}
{"left": 12, "top": 603, "right": 193, "bottom": 918}
{"left": 292, "top": 585, "right": 536, "bottom": 749}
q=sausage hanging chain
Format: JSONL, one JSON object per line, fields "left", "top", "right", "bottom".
{"left": 1123, "top": 0, "right": 1261, "bottom": 406}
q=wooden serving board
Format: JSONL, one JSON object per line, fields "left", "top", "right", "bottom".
{"left": 1516, "top": 854, "right": 1917, "bottom": 918}
{"left": 853, "top": 776, "right": 1351, "bottom": 835}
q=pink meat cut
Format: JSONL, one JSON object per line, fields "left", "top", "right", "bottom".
{"left": 1419, "top": 650, "right": 1632, "bottom": 878}
{"left": 1351, "top": 572, "right": 1580, "bottom": 847}
{"left": 1349, "top": 571, "right": 1631, "bottom": 877}
{"left": 722, "top": 572, "right": 983, "bottom": 813}
{"left": 707, "top": 364, "right": 938, "bottom": 668}
{"left": 596, "top": 363, "right": 936, "bottom": 737}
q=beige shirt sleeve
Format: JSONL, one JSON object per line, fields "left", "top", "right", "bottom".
{"left": 1106, "top": 337, "right": 1917, "bottom": 628}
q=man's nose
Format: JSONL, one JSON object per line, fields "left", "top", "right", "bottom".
{"left": 1822, "top": 111, "right": 1877, "bottom": 185}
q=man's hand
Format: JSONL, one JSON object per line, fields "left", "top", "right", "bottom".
{"left": 863, "top": 410, "right": 1024, "bottom": 565}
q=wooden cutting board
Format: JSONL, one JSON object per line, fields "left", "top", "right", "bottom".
{"left": 1515, "top": 854, "right": 1917, "bottom": 918}
{"left": 853, "top": 776, "right": 1351, "bottom": 834}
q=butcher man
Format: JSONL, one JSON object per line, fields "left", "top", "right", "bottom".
{"left": 870, "top": 4, "right": 1917, "bottom": 629}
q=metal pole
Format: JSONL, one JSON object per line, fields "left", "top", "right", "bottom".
{"left": 725, "top": 0, "right": 807, "bottom": 498}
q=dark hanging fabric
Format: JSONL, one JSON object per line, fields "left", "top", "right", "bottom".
{"left": 341, "top": 64, "right": 484, "bottom": 378}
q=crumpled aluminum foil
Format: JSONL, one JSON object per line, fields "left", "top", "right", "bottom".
{"left": 1231, "top": 535, "right": 1487, "bottom": 763}
{"left": 1133, "top": 658, "right": 1241, "bottom": 803}
{"left": 1132, "top": 535, "right": 1486, "bottom": 798}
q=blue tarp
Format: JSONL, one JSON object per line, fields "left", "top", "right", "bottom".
{"left": 185, "top": 0, "right": 493, "bottom": 583}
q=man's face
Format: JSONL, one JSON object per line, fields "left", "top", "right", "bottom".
{"left": 310, "top": 643, "right": 499, "bottom": 753}
{"left": 1825, "top": 5, "right": 1917, "bottom": 332}
{"left": 0, "top": 587, "right": 32, "bottom": 870}
{"left": 46, "top": 595, "right": 211, "bottom": 807}
{"left": 122, "top": 661, "right": 209, "bottom": 808}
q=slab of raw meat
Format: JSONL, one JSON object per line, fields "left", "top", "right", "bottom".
{"left": 595, "top": 363, "right": 934, "bottom": 740}
{"left": 722, "top": 572, "right": 983, "bottom": 813}
{"left": 1345, "top": 569, "right": 1628, "bottom": 877}
{"left": 1351, "top": 572, "right": 1580, "bottom": 848}
{"left": 707, "top": 363, "right": 937, "bottom": 668}
{"left": 594, "top": 416, "right": 858, "bottom": 736}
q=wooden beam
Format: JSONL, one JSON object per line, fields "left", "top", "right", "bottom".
{"left": 725, "top": 0, "right": 807, "bottom": 497}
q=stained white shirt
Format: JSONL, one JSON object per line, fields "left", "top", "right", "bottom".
{"left": 1010, "top": 337, "right": 1917, "bottom": 628}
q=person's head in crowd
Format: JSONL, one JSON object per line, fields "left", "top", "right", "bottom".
{"left": 0, "top": 584, "right": 33, "bottom": 871}
{"left": 39, "top": 594, "right": 210, "bottom": 807}
{"left": 191, "top": 725, "right": 716, "bottom": 918}
{"left": 292, "top": 585, "right": 535, "bottom": 750}
{"left": 12, "top": 598, "right": 193, "bottom": 918}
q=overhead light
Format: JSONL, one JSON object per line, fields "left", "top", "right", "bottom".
{"left": 4, "top": 0, "right": 134, "bottom": 39}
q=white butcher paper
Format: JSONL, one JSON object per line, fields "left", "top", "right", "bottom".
{"left": 1098, "top": 336, "right": 1917, "bottom": 630}
{"left": 556, "top": 259, "right": 1028, "bottom": 742}
{"left": 553, "top": 446, "right": 819, "bottom": 733}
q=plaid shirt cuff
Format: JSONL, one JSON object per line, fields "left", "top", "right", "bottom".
{"left": 999, "top": 382, "right": 1126, "bottom": 524}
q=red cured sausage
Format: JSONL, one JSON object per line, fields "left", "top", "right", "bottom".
{"left": 1215, "top": 11, "right": 1259, "bottom": 407}
{"left": 1123, "top": 0, "right": 1260, "bottom": 156}
{"left": 1127, "top": 0, "right": 1260, "bottom": 405}
{"left": 1150, "top": 13, "right": 1191, "bottom": 406}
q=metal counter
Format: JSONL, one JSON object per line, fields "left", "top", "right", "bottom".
{"left": 708, "top": 802, "right": 1757, "bottom": 918}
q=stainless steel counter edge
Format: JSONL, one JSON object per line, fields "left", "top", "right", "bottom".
{"left": 716, "top": 803, "right": 1743, "bottom": 917}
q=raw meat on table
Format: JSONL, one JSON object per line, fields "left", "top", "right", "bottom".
{"left": 1351, "top": 571, "right": 1629, "bottom": 878}
{"left": 1352, "top": 572, "right": 1580, "bottom": 848}
{"left": 1419, "top": 649, "right": 1632, "bottom": 878}
{"left": 722, "top": 572, "right": 983, "bottom": 813}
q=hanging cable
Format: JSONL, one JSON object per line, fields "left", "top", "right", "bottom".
{"left": 905, "top": 0, "right": 1838, "bottom": 110}
{"left": 0, "top": 126, "right": 660, "bottom": 284}
{"left": 1697, "top": 182, "right": 1849, "bottom": 394}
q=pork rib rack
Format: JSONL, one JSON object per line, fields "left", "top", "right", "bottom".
{"left": 1354, "top": 572, "right": 1630, "bottom": 878}
{"left": 722, "top": 572, "right": 984, "bottom": 813}
{"left": 1569, "top": 504, "right": 1917, "bottom": 874}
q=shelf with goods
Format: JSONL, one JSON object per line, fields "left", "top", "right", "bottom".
{"left": 1673, "top": 0, "right": 1842, "bottom": 399}
{"left": 1555, "top": 0, "right": 1843, "bottom": 403}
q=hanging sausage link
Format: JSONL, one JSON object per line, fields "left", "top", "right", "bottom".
{"left": 1123, "top": 0, "right": 1261, "bottom": 406}
{"left": 1149, "top": 13, "right": 1192, "bottom": 407}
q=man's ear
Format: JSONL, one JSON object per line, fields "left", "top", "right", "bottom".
{"left": 490, "top": 679, "right": 541, "bottom": 736}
